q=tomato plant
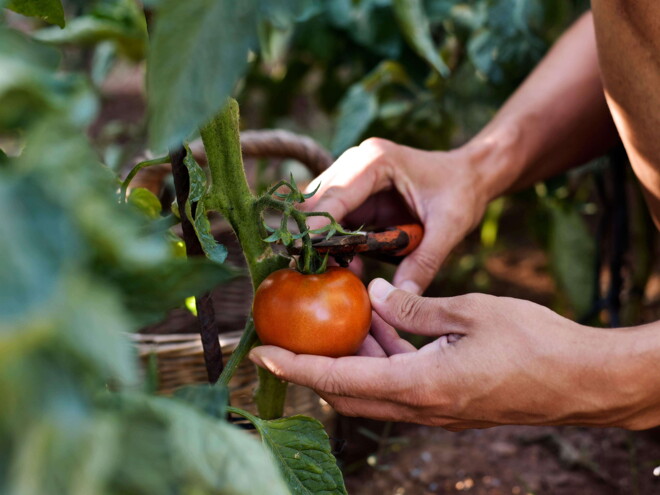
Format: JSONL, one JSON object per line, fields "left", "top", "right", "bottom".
{"left": 2, "top": 1, "right": 612, "bottom": 495}
{"left": 254, "top": 267, "right": 372, "bottom": 357}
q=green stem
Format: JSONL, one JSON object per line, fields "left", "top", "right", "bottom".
{"left": 201, "top": 100, "right": 287, "bottom": 287}
{"left": 218, "top": 318, "right": 258, "bottom": 387}
{"left": 201, "top": 99, "right": 289, "bottom": 417}
{"left": 120, "top": 155, "right": 169, "bottom": 202}
{"left": 255, "top": 367, "right": 287, "bottom": 420}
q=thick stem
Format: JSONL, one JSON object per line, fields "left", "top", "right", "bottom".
{"left": 170, "top": 146, "right": 223, "bottom": 383}
{"left": 201, "top": 100, "right": 288, "bottom": 288}
{"left": 255, "top": 367, "right": 288, "bottom": 420}
{"left": 201, "top": 99, "right": 289, "bottom": 417}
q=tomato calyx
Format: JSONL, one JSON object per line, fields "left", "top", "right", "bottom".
{"left": 256, "top": 173, "right": 360, "bottom": 275}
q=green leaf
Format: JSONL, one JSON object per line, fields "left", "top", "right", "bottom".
{"left": 192, "top": 206, "right": 229, "bottom": 264}
{"left": 232, "top": 408, "right": 347, "bottom": 495}
{"left": 258, "top": 0, "right": 320, "bottom": 29}
{"left": 35, "top": 14, "right": 147, "bottom": 61}
{"left": 173, "top": 384, "right": 229, "bottom": 419}
{"left": 183, "top": 144, "right": 207, "bottom": 203}
{"left": 0, "top": 28, "right": 98, "bottom": 130}
{"left": 393, "top": 0, "right": 450, "bottom": 77}
{"left": 101, "top": 257, "right": 237, "bottom": 325}
{"left": 6, "top": 0, "right": 65, "bottom": 28}
{"left": 331, "top": 83, "right": 378, "bottom": 155}
{"left": 147, "top": 0, "right": 259, "bottom": 151}
{"left": 546, "top": 199, "right": 596, "bottom": 317}
{"left": 127, "top": 187, "right": 162, "bottom": 219}
{"left": 108, "top": 395, "right": 290, "bottom": 495}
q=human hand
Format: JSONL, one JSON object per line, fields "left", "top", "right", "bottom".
{"left": 301, "top": 138, "right": 489, "bottom": 294}
{"left": 250, "top": 279, "right": 646, "bottom": 430}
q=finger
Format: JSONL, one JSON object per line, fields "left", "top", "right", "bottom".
{"left": 392, "top": 219, "right": 459, "bottom": 294}
{"left": 370, "top": 313, "right": 416, "bottom": 355}
{"left": 368, "top": 278, "right": 473, "bottom": 337}
{"left": 249, "top": 345, "right": 413, "bottom": 401}
{"left": 316, "top": 394, "right": 416, "bottom": 423}
{"left": 300, "top": 146, "right": 393, "bottom": 230}
{"left": 356, "top": 334, "right": 388, "bottom": 357}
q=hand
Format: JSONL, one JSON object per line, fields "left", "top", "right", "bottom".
{"left": 301, "top": 138, "right": 489, "bottom": 294}
{"left": 250, "top": 279, "right": 645, "bottom": 430}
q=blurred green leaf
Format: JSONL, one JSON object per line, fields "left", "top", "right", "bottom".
{"left": 0, "top": 28, "right": 97, "bottom": 129}
{"left": 467, "top": 0, "right": 546, "bottom": 85}
{"left": 233, "top": 408, "right": 348, "bottom": 495}
{"left": 331, "top": 83, "right": 378, "bottom": 155}
{"left": 259, "top": 0, "right": 320, "bottom": 29}
{"left": 107, "top": 395, "right": 290, "bottom": 495}
{"left": 101, "top": 257, "right": 237, "bottom": 325}
{"left": 127, "top": 187, "right": 162, "bottom": 219}
{"left": 173, "top": 384, "right": 229, "bottom": 419}
{"left": 35, "top": 0, "right": 148, "bottom": 61}
{"left": 546, "top": 199, "right": 596, "bottom": 317}
{"left": 6, "top": 0, "right": 65, "bottom": 27}
{"left": 147, "top": 0, "right": 258, "bottom": 151}
{"left": 393, "top": 0, "right": 450, "bottom": 77}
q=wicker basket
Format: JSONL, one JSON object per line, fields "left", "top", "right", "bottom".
{"left": 133, "top": 332, "right": 335, "bottom": 426}
{"left": 132, "top": 130, "right": 335, "bottom": 424}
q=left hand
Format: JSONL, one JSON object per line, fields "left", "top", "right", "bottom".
{"left": 249, "top": 279, "right": 637, "bottom": 430}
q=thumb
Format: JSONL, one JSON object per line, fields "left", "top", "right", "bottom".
{"left": 368, "top": 278, "right": 445, "bottom": 336}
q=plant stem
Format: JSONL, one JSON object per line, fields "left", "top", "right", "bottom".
{"left": 201, "top": 100, "right": 287, "bottom": 287}
{"left": 200, "top": 99, "right": 289, "bottom": 417}
{"left": 120, "top": 155, "right": 169, "bottom": 202}
{"left": 170, "top": 145, "right": 223, "bottom": 383}
{"left": 255, "top": 367, "right": 287, "bottom": 420}
{"left": 218, "top": 317, "right": 258, "bottom": 387}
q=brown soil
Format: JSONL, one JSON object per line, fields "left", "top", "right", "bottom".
{"left": 343, "top": 423, "right": 660, "bottom": 495}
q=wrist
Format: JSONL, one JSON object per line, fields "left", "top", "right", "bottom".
{"left": 574, "top": 324, "right": 660, "bottom": 429}
{"left": 606, "top": 326, "right": 660, "bottom": 429}
{"left": 460, "top": 122, "right": 529, "bottom": 203}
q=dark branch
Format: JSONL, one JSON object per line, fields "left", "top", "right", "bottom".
{"left": 170, "top": 145, "right": 223, "bottom": 383}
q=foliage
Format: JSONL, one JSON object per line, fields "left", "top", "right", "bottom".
{"left": 0, "top": 4, "right": 289, "bottom": 494}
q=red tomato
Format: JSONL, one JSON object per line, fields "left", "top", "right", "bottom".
{"left": 253, "top": 267, "right": 372, "bottom": 357}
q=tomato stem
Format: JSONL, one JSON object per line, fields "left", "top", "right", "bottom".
{"left": 200, "top": 99, "right": 290, "bottom": 418}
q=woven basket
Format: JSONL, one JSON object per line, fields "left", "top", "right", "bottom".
{"left": 132, "top": 130, "right": 335, "bottom": 424}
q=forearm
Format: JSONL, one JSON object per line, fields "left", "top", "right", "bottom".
{"left": 465, "top": 12, "right": 618, "bottom": 201}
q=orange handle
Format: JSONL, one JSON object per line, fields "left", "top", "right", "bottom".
{"left": 390, "top": 224, "right": 423, "bottom": 256}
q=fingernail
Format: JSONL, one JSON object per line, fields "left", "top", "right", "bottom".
{"left": 369, "top": 278, "right": 394, "bottom": 302}
{"left": 399, "top": 280, "right": 420, "bottom": 295}
{"left": 248, "top": 349, "right": 265, "bottom": 368}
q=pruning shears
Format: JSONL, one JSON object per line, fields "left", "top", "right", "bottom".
{"left": 289, "top": 224, "right": 423, "bottom": 266}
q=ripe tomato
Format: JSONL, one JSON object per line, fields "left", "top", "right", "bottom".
{"left": 253, "top": 267, "right": 372, "bottom": 357}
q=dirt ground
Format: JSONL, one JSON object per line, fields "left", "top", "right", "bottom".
{"left": 342, "top": 423, "right": 660, "bottom": 495}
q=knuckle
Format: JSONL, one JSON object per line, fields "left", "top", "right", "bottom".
{"left": 359, "top": 137, "right": 392, "bottom": 155}
{"left": 397, "top": 293, "right": 426, "bottom": 323}
{"left": 408, "top": 249, "right": 440, "bottom": 274}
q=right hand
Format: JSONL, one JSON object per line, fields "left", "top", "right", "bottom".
{"left": 301, "top": 138, "right": 489, "bottom": 294}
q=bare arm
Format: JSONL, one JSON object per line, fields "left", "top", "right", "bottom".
{"left": 469, "top": 12, "right": 619, "bottom": 200}
{"left": 300, "top": 13, "right": 620, "bottom": 293}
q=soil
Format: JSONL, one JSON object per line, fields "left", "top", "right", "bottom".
{"left": 341, "top": 422, "right": 660, "bottom": 495}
